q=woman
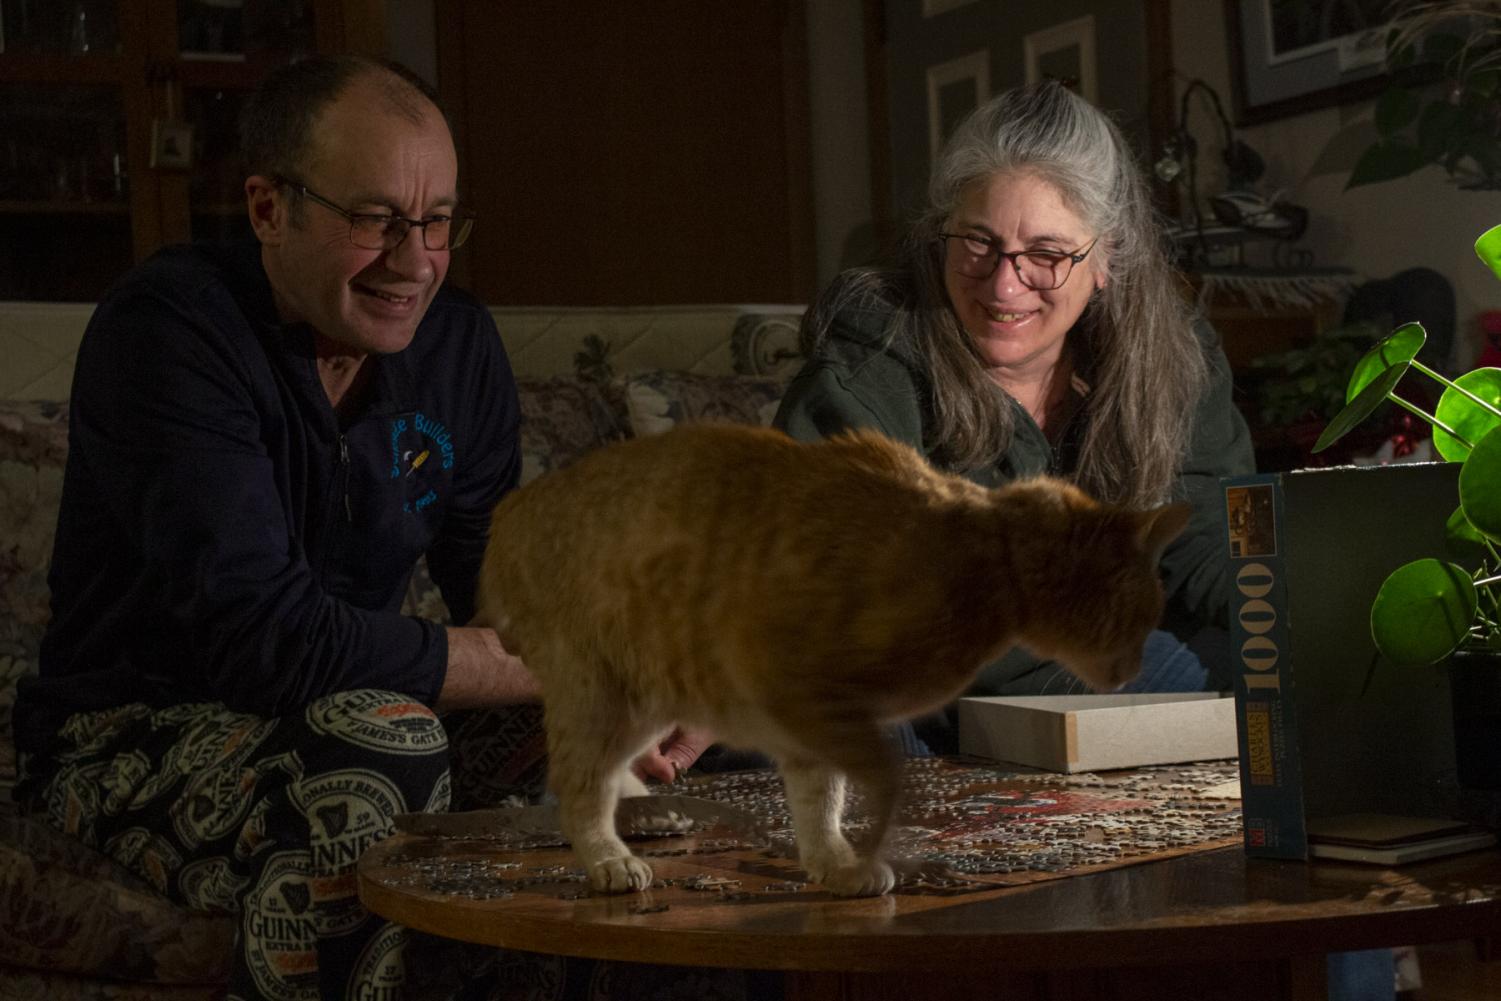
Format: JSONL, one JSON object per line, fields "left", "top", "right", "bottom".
{"left": 774, "top": 81, "right": 1254, "bottom": 751}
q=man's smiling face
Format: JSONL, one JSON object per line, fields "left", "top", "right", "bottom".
{"left": 261, "top": 75, "right": 458, "bottom": 358}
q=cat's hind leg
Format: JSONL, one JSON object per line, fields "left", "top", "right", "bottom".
{"left": 779, "top": 759, "right": 859, "bottom": 884}
{"left": 616, "top": 769, "right": 650, "bottom": 799}
{"left": 545, "top": 693, "right": 660, "bottom": 893}
{"left": 779, "top": 724, "right": 900, "bottom": 897}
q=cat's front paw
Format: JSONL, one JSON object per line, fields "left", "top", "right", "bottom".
{"left": 798, "top": 841, "right": 858, "bottom": 887}
{"left": 586, "top": 854, "right": 655, "bottom": 893}
{"left": 818, "top": 857, "right": 896, "bottom": 898}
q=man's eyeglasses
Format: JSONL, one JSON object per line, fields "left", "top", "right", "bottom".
{"left": 937, "top": 233, "right": 1099, "bottom": 291}
{"left": 277, "top": 177, "right": 475, "bottom": 251}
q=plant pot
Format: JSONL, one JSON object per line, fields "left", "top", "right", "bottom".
{"left": 1449, "top": 649, "right": 1501, "bottom": 791}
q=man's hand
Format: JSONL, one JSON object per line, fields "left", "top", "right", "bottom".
{"left": 436, "top": 626, "right": 541, "bottom": 709}
{"left": 631, "top": 726, "right": 716, "bottom": 784}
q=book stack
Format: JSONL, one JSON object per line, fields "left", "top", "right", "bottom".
{"left": 1306, "top": 813, "right": 1496, "bottom": 865}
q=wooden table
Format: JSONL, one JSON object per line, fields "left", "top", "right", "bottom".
{"left": 359, "top": 821, "right": 1501, "bottom": 1001}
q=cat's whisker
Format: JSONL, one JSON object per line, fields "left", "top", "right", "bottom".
{"left": 1038, "top": 664, "right": 1076, "bottom": 696}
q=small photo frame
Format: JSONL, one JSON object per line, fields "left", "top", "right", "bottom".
{"left": 926, "top": 49, "right": 990, "bottom": 168}
{"left": 150, "top": 119, "right": 195, "bottom": 170}
{"left": 1023, "top": 15, "right": 1098, "bottom": 104}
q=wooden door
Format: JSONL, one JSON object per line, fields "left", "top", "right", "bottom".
{"left": 436, "top": 1, "right": 815, "bottom": 306}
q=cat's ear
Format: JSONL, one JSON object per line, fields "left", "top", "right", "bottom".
{"left": 1137, "top": 502, "right": 1192, "bottom": 564}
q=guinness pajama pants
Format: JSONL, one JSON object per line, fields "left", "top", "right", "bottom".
{"left": 30, "top": 689, "right": 460, "bottom": 1001}
{"left": 28, "top": 692, "right": 764, "bottom": 1001}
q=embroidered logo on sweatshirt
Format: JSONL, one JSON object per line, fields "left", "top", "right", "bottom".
{"left": 389, "top": 412, "right": 456, "bottom": 514}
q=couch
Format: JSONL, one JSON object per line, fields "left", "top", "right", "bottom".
{"left": 0, "top": 301, "right": 805, "bottom": 998}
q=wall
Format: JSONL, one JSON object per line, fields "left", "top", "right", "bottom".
{"left": 384, "top": 0, "right": 436, "bottom": 88}
{"left": 1170, "top": 0, "right": 1501, "bottom": 366}
{"left": 882, "top": 1, "right": 1151, "bottom": 223}
{"left": 806, "top": 0, "right": 875, "bottom": 286}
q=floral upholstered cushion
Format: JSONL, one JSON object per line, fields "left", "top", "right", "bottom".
{"left": 400, "top": 561, "right": 454, "bottom": 627}
{"left": 729, "top": 312, "right": 804, "bottom": 379}
{"left": 0, "top": 970, "right": 221, "bottom": 1000}
{"left": 0, "top": 813, "right": 232, "bottom": 985}
{"left": 618, "top": 372, "right": 786, "bottom": 438}
{"left": 0, "top": 401, "right": 66, "bottom": 636}
{"left": 0, "top": 401, "right": 69, "bottom": 806}
{"left": 516, "top": 376, "right": 628, "bottom": 485}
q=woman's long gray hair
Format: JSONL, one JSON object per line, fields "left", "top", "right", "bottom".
{"left": 803, "top": 81, "right": 1207, "bottom": 508}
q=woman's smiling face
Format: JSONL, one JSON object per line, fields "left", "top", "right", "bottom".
{"left": 941, "top": 170, "right": 1105, "bottom": 381}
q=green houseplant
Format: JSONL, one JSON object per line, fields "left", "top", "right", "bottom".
{"left": 1251, "top": 321, "right": 1382, "bottom": 430}
{"left": 1314, "top": 224, "right": 1501, "bottom": 667}
{"left": 1347, "top": 1, "right": 1501, "bottom": 191}
{"left": 1245, "top": 321, "right": 1396, "bottom": 470}
{"left": 1314, "top": 224, "right": 1501, "bottom": 788}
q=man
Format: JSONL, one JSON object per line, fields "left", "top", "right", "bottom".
{"left": 12, "top": 54, "right": 665, "bottom": 1000}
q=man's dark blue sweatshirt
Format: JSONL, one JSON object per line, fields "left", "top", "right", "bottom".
{"left": 13, "top": 240, "right": 521, "bottom": 761}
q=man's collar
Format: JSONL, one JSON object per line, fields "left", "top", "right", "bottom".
{"left": 227, "top": 237, "right": 283, "bottom": 336}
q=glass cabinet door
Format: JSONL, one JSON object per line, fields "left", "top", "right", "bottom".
{"left": 0, "top": 84, "right": 131, "bottom": 300}
{"left": 0, "top": 0, "right": 344, "bottom": 300}
{"left": 176, "top": 0, "right": 318, "bottom": 245}
{"left": 0, "top": 0, "right": 122, "bottom": 55}
{"left": 0, "top": 0, "right": 132, "bottom": 301}
{"left": 176, "top": 0, "right": 315, "bottom": 63}
{"left": 183, "top": 85, "right": 250, "bottom": 245}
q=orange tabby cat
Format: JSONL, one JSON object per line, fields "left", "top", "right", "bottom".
{"left": 476, "top": 423, "right": 1188, "bottom": 897}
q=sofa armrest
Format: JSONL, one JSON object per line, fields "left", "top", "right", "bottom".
{"left": 0, "top": 400, "right": 70, "bottom": 798}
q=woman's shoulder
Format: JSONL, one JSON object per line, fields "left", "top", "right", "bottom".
{"left": 1186, "top": 312, "right": 1228, "bottom": 352}
{"left": 807, "top": 269, "right": 923, "bottom": 364}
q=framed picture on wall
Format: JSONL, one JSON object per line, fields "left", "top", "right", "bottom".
{"left": 926, "top": 49, "right": 990, "bottom": 167}
{"left": 1023, "top": 15, "right": 1098, "bottom": 104}
{"left": 1224, "top": 0, "right": 1395, "bottom": 124}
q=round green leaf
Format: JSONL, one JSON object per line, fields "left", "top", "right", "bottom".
{"left": 1459, "top": 425, "right": 1501, "bottom": 544}
{"left": 1418, "top": 101, "right": 1463, "bottom": 162}
{"left": 1374, "top": 86, "right": 1421, "bottom": 136}
{"left": 1345, "top": 140, "right": 1427, "bottom": 189}
{"left": 1422, "top": 31, "right": 1466, "bottom": 63}
{"left": 1370, "top": 558, "right": 1478, "bottom": 666}
{"left": 1346, "top": 323, "right": 1426, "bottom": 402}
{"left": 1433, "top": 368, "right": 1501, "bottom": 461}
{"left": 1313, "top": 361, "right": 1404, "bottom": 453}
{"left": 1462, "top": 133, "right": 1501, "bottom": 182}
{"left": 1387, "top": 32, "right": 1416, "bottom": 69}
{"left": 1477, "top": 223, "right": 1501, "bottom": 282}
{"left": 1445, "top": 505, "right": 1491, "bottom": 562}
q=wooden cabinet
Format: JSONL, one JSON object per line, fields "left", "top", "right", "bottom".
{"left": 1196, "top": 285, "right": 1344, "bottom": 376}
{"left": 1183, "top": 269, "right": 1362, "bottom": 472}
{"left": 0, "top": 0, "right": 373, "bottom": 301}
